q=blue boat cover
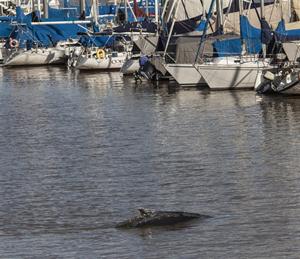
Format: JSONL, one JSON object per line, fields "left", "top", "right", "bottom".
{"left": 275, "top": 19, "right": 300, "bottom": 42}
{"left": 0, "top": 20, "right": 13, "bottom": 38}
{"left": 261, "top": 17, "right": 273, "bottom": 44}
{"left": 213, "top": 38, "right": 242, "bottom": 57}
{"left": 78, "top": 34, "right": 115, "bottom": 47}
{"left": 240, "top": 15, "right": 262, "bottom": 54}
{"left": 7, "top": 7, "right": 88, "bottom": 48}
{"left": 212, "top": 16, "right": 262, "bottom": 56}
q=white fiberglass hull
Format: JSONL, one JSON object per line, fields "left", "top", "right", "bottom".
{"left": 120, "top": 58, "right": 140, "bottom": 75}
{"left": 164, "top": 63, "right": 206, "bottom": 85}
{"left": 197, "top": 59, "right": 270, "bottom": 89}
{"left": 75, "top": 52, "right": 128, "bottom": 70}
{"left": 4, "top": 48, "right": 66, "bottom": 66}
{"left": 282, "top": 41, "right": 300, "bottom": 62}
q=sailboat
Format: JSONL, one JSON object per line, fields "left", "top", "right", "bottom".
{"left": 254, "top": 0, "right": 300, "bottom": 95}
{"left": 3, "top": 4, "right": 89, "bottom": 67}
{"left": 164, "top": 0, "right": 286, "bottom": 87}
{"left": 73, "top": 0, "right": 158, "bottom": 71}
{"left": 196, "top": 0, "right": 278, "bottom": 90}
{"left": 71, "top": 34, "right": 132, "bottom": 70}
{"left": 120, "top": 0, "right": 159, "bottom": 75}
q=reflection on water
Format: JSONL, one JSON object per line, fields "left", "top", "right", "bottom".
{"left": 0, "top": 67, "right": 299, "bottom": 258}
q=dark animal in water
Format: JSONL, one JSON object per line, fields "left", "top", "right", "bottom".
{"left": 116, "top": 208, "right": 211, "bottom": 228}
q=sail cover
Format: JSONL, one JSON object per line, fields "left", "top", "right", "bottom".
{"left": 162, "top": 0, "right": 204, "bottom": 23}
{"left": 240, "top": 15, "right": 262, "bottom": 54}
{"left": 275, "top": 20, "right": 300, "bottom": 42}
{"left": 293, "top": 0, "right": 300, "bottom": 19}
{"left": 0, "top": 19, "right": 13, "bottom": 38}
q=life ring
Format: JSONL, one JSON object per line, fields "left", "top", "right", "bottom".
{"left": 96, "top": 48, "right": 105, "bottom": 59}
{"left": 9, "top": 38, "right": 19, "bottom": 48}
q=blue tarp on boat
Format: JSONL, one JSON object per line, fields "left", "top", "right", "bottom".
{"left": 240, "top": 15, "right": 262, "bottom": 54}
{"left": 213, "top": 38, "right": 242, "bottom": 57}
{"left": 0, "top": 20, "right": 13, "bottom": 38}
{"left": 7, "top": 7, "right": 88, "bottom": 48}
{"left": 212, "top": 16, "right": 262, "bottom": 57}
{"left": 275, "top": 19, "right": 300, "bottom": 42}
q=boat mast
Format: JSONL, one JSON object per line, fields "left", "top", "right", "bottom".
{"left": 239, "top": 0, "right": 243, "bottom": 15}
{"left": 165, "top": 0, "right": 178, "bottom": 23}
{"left": 37, "top": 0, "right": 41, "bottom": 14}
{"left": 194, "top": 0, "right": 216, "bottom": 64}
{"left": 288, "top": 0, "right": 291, "bottom": 22}
{"left": 146, "top": 0, "right": 149, "bottom": 16}
{"left": 261, "top": 0, "right": 265, "bottom": 19}
{"left": 91, "top": 0, "right": 99, "bottom": 26}
{"left": 239, "top": 0, "right": 246, "bottom": 54}
{"left": 216, "top": 0, "right": 223, "bottom": 33}
{"left": 163, "top": 0, "right": 180, "bottom": 57}
{"left": 279, "top": 0, "right": 283, "bottom": 19}
{"left": 126, "top": 0, "right": 137, "bottom": 21}
{"left": 124, "top": 0, "right": 128, "bottom": 21}
{"left": 261, "top": 0, "right": 266, "bottom": 58}
{"left": 31, "top": 0, "right": 35, "bottom": 12}
{"left": 155, "top": 0, "right": 159, "bottom": 24}
{"left": 202, "top": 0, "right": 205, "bottom": 18}
{"left": 161, "top": 0, "right": 169, "bottom": 19}
{"left": 43, "top": 0, "right": 48, "bottom": 18}
{"left": 80, "top": 0, "right": 85, "bottom": 17}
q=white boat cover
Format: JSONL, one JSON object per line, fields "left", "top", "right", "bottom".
{"left": 163, "top": 0, "right": 207, "bottom": 22}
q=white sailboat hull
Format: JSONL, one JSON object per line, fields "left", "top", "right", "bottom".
{"left": 120, "top": 58, "right": 140, "bottom": 75}
{"left": 282, "top": 41, "right": 300, "bottom": 62}
{"left": 75, "top": 52, "right": 128, "bottom": 70}
{"left": 197, "top": 59, "right": 269, "bottom": 89}
{"left": 4, "top": 48, "right": 66, "bottom": 66}
{"left": 164, "top": 63, "right": 206, "bottom": 85}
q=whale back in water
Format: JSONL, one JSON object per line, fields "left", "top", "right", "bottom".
{"left": 116, "top": 208, "right": 210, "bottom": 228}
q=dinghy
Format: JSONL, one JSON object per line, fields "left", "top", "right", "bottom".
{"left": 256, "top": 67, "right": 300, "bottom": 95}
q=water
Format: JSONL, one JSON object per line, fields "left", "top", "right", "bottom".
{"left": 0, "top": 66, "right": 299, "bottom": 258}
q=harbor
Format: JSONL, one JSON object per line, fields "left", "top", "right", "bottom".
{"left": 0, "top": 0, "right": 300, "bottom": 258}
{"left": 0, "top": 66, "right": 300, "bottom": 257}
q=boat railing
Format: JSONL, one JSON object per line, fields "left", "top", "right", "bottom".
{"left": 194, "top": 52, "right": 292, "bottom": 66}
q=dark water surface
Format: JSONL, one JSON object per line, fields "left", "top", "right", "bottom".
{"left": 0, "top": 66, "right": 299, "bottom": 258}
